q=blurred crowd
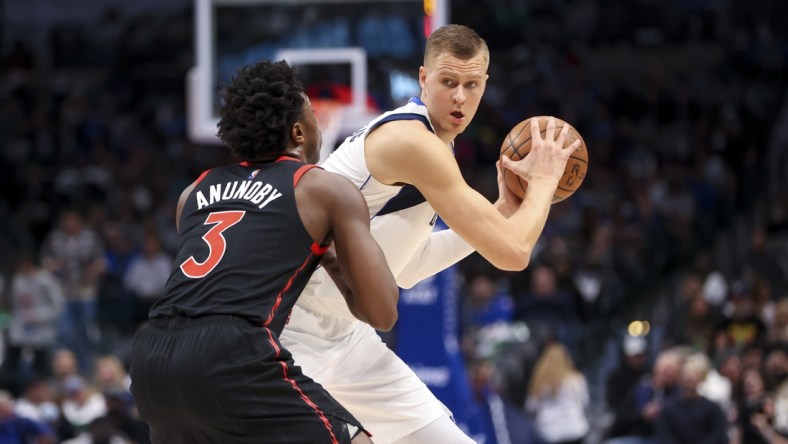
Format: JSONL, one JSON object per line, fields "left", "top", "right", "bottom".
{"left": 453, "top": 0, "right": 788, "bottom": 443}
{"left": 0, "top": 0, "right": 786, "bottom": 443}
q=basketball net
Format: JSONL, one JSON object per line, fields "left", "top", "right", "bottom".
{"left": 311, "top": 99, "right": 345, "bottom": 164}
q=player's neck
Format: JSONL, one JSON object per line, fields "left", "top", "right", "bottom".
{"left": 434, "top": 129, "right": 457, "bottom": 146}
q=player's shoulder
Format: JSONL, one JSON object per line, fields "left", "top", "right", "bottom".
{"left": 296, "top": 166, "right": 359, "bottom": 197}
{"left": 297, "top": 167, "right": 367, "bottom": 214}
{"left": 368, "top": 119, "right": 438, "bottom": 153}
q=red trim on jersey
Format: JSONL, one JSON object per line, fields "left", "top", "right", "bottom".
{"left": 264, "top": 327, "right": 281, "bottom": 358}
{"left": 193, "top": 169, "right": 212, "bottom": 186}
{"left": 239, "top": 161, "right": 249, "bottom": 166}
{"left": 293, "top": 164, "right": 320, "bottom": 188}
{"left": 278, "top": 361, "right": 340, "bottom": 444}
{"left": 262, "top": 327, "right": 340, "bottom": 444}
{"left": 310, "top": 242, "right": 329, "bottom": 256}
{"left": 263, "top": 252, "right": 315, "bottom": 328}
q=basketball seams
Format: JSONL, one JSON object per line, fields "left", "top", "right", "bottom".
{"left": 506, "top": 119, "right": 531, "bottom": 158}
{"left": 505, "top": 123, "right": 575, "bottom": 160}
{"left": 569, "top": 156, "right": 588, "bottom": 164}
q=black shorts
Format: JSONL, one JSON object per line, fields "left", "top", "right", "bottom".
{"left": 130, "top": 315, "right": 363, "bottom": 444}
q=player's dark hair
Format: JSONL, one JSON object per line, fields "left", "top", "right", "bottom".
{"left": 424, "top": 24, "right": 489, "bottom": 66}
{"left": 217, "top": 60, "right": 305, "bottom": 161}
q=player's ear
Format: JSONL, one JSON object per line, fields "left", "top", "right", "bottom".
{"left": 291, "top": 122, "right": 305, "bottom": 144}
{"left": 418, "top": 66, "right": 427, "bottom": 89}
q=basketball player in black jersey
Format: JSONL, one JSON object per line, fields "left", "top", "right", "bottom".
{"left": 129, "top": 60, "right": 398, "bottom": 444}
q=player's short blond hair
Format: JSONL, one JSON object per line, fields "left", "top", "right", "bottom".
{"left": 424, "top": 24, "right": 489, "bottom": 67}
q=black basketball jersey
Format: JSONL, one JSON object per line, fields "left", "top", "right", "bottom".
{"left": 150, "top": 156, "right": 327, "bottom": 334}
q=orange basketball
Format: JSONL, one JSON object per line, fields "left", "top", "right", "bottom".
{"left": 499, "top": 116, "right": 588, "bottom": 203}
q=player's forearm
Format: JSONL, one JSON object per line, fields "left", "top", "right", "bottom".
{"left": 493, "top": 197, "right": 518, "bottom": 218}
{"left": 397, "top": 229, "right": 475, "bottom": 289}
{"left": 334, "top": 237, "right": 399, "bottom": 331}
{"left": 435, "top": 181, "right": 554, "bottom": 271}
{"left": 322, "top": 256, "right": 353, "bottom": 301}
{"left": 322, "top": 253, "right": 376, "bottom": 325}
{"left": 494, "top": 178, "right": 556, "bottom": 270}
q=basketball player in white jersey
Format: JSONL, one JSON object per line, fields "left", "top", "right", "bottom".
{"left": 280, "top": 24, "right": 580, "bottom": 443}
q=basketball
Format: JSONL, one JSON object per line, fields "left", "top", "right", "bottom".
{"left": 499, "top": 116, "right": 588, "bottom": 203}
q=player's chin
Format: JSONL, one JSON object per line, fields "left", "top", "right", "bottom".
{"left": 451, "top": 122, "right": 467, "bottom": 134}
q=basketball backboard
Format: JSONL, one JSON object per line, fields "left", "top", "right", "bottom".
{"left": 187, "top": 0, "right": 448, "bottom": 160}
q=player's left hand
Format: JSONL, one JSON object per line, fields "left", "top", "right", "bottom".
{"left": 494, "top": 159, "right": 522, "bottom": 217}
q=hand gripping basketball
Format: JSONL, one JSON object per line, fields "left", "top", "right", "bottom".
{"left": 500, "top": 116, "right": 588, "bottom": 203}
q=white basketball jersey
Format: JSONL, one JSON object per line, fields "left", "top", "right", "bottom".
{"left": 295, "top": 97, "right": 445, "bottom": 321}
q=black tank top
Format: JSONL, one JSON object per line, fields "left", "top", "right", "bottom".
{"left": 149, "top": 156, "right": 327, "bottom": 334}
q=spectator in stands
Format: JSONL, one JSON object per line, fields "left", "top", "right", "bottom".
{"left": 41, "top": 209, "right": 106, "bottom": 374}
{"left": 3, "top": 254, "right": 64, "bottom": 395}
{"left": 712, "top": 281, "right": 767, "bottom": 353}
{"left": 100, "top": 389, "right": 150, "bottom": 444}
{"left": 664, "top": 279, "right": 720, "bottom": 353}
{"left": 768, "top": 298, "right": 788, "bottom": 345}
{"left": 0, "top": 389, "right": 55, "bottom": 444}
{"left": 737, "top": 366, "right": 772, "bottom": 444}
{"left": 92, "top": 356, "right": 130, "bottom": 394}
{"left": 607, "top": 349, "right": 684, "bottom": 444}
{"left": 770, "top": 380, "right": 788, "bottom": 441}
{"left": 750, "top": 396, "right": 788, "bottom": 444}
{"left": 515, "top": 265, "right": 582, "bottom": 359}
{"left": 746, "top": 227, "right": 787, "bottom": 298}
{"left": 50, "top": 349, "right": 80, "bottom": 400}
{"left": 697, "top": 355, "right": 734, "bottom": 422}
{"left": 60, "top": 376, "right": 106, "bottom": 432}
{"left": 763, "top": 348, "right": 788, "bottom": 392}
{"left": 605, "top": 335, "right": 648, "bottom": 441}
{"left": 97, "top": 222, "right": 138, "bottom": 338}
{"left": 15, "top": 378, "right": 75, "bottom": 442}
{"left": 717, "top": 352, "right": 744, "bottom": 404}
{"left": 526, "top": 342, "right": 589, "bottom": 444}
{"left": 123, "top": 232, "right": 171, "bottom": 325}
{"left": 61, "top": 415, "right": 128, "bottom": 444}
{"left": 14, "top": 378, "right": 60, "bottom": 426}
{"left": 656, "top": 353, "right": 728, "bottom": 444}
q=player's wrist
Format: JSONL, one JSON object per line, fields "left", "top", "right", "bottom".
{"left": 525, "top": 175, "right": 561, "bottom": 189}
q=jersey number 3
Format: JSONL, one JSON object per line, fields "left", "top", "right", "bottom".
{"left": 180, "top": 210, "right": 246, "bottom": 278}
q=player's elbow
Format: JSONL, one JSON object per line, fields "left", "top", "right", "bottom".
{"left": 365, "top": 288, "right": 399, "bottom": 332}
{"left": 496, "top": 246, "right": 532, "bottom": 271}
{"left": 370, "top": 309, "right": 398, "bottom": 332}
{"left": 350, "top": 286, "right": 399, "bottom": 331}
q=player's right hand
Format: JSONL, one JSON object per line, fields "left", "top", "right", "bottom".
{"left": 501, "top": 116, "right": 580, "bottom": 185}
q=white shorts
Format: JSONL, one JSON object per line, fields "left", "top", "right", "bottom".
{"left": 280, "top": 305, "right": 451, "bottom": 443}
